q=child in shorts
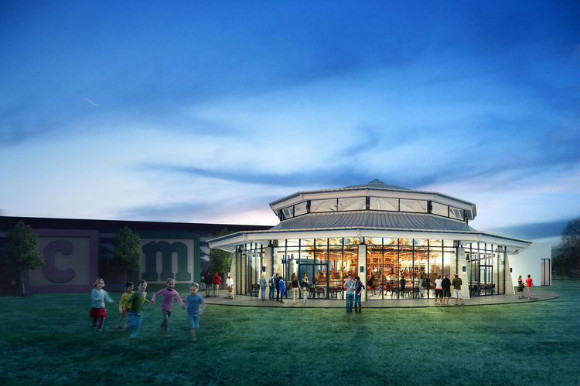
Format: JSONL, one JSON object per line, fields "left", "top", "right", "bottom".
{"left": 186, "top": 282, "right": 204, "bottom": 342}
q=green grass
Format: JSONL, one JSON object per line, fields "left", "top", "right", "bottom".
{"left": 1, "top": 281, "right": 579, "bottom": 386}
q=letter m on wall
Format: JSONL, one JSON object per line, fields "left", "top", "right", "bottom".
{"left": 139, "top": 233, "right": 199, "bottom": 283}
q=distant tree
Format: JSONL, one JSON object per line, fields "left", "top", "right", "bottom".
{"left": 111, "top": 227, "right": 141, "bottom": 283}
{"left": 5, "top": 220, "right": 44, "bottom": 295}
{"left": 209, "top": 228, "right": 233, "bottom": 275}
{"left": 555, "top": 218, "right": 580, "bottom": 278}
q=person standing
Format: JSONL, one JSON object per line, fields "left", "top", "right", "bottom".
{"left": 451, "top": 274, "right": 464, "bottom": 306}
{"left": 344, "top": 276, "right": 355, "bottom": 314}
{"left": 517, "top": 275, "right": 525, "bottom": 299}
{"left": 435, "top": 275, "right": 443, "bottom": 305}
{"left": 441, "top": 275, "right": 452, "bottom": 306}
{"left": 204, "top": 273, "right": 212, "bottom": 297}
{"left": 269, "top": 273, "right": 276, "bottom": 301}
{"left": 290, "top": 273, "right": 300, "bottom": 304}
{"left": 301, "top": 273, "right": 309, "bottom": 300}
{"left": 354, "top": 276, "right": 365, "bottom": 314}
{"left": 212, "top": 273, "right": 222, "bottom": 297}
{"left": 259, "top": 275, "right": 267, "bottom": 301}
{"left": 399, "top": 276, "right": 406, "bottom": 299}
{"left": 525, "top": 274, "right": 534, "bottom": 299}
{"left": 278, "top": 277, "right": 286, "bottom": 304}
{"left": 275, "top": 273, "right": 281, "bottom": 301}
{"left": 225, "top": 274, "right": 234, "bottom": 299}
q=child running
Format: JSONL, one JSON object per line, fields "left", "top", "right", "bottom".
{"left": 90, "top": 278, "right": 115, "bottom": 332}
{"left": 124, "top": 280, "right": 150, "bottom": 339}
{"left": 186, "top": 282, "right": 204, "bottom": 342}
{"left": 151, "top": 278, "right": 185, "bottom": 338}
{"left": 115, "top": 281, "right": 134, "bottom": 329}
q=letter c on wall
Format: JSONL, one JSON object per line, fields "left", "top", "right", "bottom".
{"left": 42, "top": 240, "right": 76, "bottom": 283}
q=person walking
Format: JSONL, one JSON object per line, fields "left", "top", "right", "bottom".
{"left": 451, "top": 274, "right": 464, "bottom": 306}
{"left": 344, "top": 276, "right": 355, "bottom": 314}
{"left": 525, "top": 274, "right": 534, "bottom": 299}
{"left": 354, "top": 276, "right": 365, "bottom": 313}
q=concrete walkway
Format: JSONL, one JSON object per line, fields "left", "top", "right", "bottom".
{"left": 204, "top": 288, "right": 559, "bottom": 309}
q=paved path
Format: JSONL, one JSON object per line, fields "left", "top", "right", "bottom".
{"left": 203, "top": 288, "right": 559, "bottom": 309}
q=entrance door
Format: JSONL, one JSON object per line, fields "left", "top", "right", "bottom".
{"left": 479, "top": 265, "right": 494, "bottom": 295}
{"left": 299, "top": 263, "right": 328, "bottom": 299}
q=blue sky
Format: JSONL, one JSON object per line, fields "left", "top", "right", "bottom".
{"left": 1, "top": 1, "right": 579, "bottom": 241}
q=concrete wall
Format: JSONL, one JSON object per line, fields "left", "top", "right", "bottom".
{"left": 509, "top": 241, "right": 552, "bottom": 287}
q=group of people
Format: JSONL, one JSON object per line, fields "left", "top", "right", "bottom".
{"left": 517, "top": 274, "right": 534, "bottom": 299}
{"left": 433, "top": 274, "right": 464, "bottom": 306}
{"left": 90, "top": 277, "right": 204, "bottom": 341}
{"left": 260, "top": 272, "right": 311, "bottom": 303}
{"left": 200, "top": 272, "right": 235, "bottom": 298}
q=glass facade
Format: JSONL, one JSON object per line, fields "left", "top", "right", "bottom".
{"left": 233, "top": 237, "right": 509, "bottom": 300}
{"left": 277, "top": 196, "right": 470, "bottom": 221}
{"left": 464, "top": 243, "right": 507, "bottom": 296}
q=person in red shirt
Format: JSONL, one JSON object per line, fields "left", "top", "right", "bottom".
{"left": 525, "top": 275, "right": 533, "bottom": 299}
{"left": 212, "top": 273, "right": 222, "bottom": 297}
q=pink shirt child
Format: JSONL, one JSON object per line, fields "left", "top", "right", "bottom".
{"left": 151, "top": 288, "right": 185, "bottom": 312}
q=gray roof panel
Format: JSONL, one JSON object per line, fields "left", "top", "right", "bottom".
{"left": 270, "top": 211, "right": 477, "bottom": 233}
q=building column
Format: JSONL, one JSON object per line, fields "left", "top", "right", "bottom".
{"left": 359, "top": 244, "right": 367, "bottom": 302}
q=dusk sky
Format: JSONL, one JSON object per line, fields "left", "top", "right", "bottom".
{"left": 1, "top": 1, "right": 579, "bottom": 242}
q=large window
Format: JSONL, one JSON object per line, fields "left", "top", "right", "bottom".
{"left": 311, "top": 199, "right": 338, "bottom": 213}
{"left": 431, "top": 202, "right": 448, "bottom": 217}
{"left": 338, "top": 197, "right": 366, "bottom": 211}
{"left": 449, "top": 207, "right": 465, "bottom": 220}
{"left": 294, "top": 201, "right": 307, "bottom": 216}
{"left": 400, "top": 199, "right": 428, "bottom": 213}
{"left": 370, "top": 197, "right": 399, "bottom": 211}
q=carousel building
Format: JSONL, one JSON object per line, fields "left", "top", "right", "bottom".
{"left": 208, "top": 180, "right": 531, "bottom": 301}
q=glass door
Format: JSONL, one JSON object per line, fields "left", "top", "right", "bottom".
{"left": 479, "top": 264, "right": 494, "bottom": 295}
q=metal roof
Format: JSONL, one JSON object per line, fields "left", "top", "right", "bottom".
{"left": 270, "top": 211, "right": 477, "bottom": 233}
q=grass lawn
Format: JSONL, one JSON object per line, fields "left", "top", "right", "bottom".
{"left": 0, "top": 280, "right": 579, "bottom": 386}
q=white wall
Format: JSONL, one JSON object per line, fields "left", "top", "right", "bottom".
{"left": 509, "top": 241, "right": 552, "bottom": 287}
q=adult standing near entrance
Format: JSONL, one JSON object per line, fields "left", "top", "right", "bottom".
{"left": 275, "top": 273, "right": 281, "bottom": 302}
{"left": 344, "top": 276, "right": 355, "bottom": 314}
{"left": 399, "top": 276, "right": 406, "bottom": 299}
{"left": 452, "top": 274, "right": 464, "bottom": 306}
{"left": 441, "top": 275, "right": 452, "bottom": 306}
{"left": 269, "top": 273, "right": 276, "bottom": 301}
{"left": 204, "top": 273, "right": 212, "bottom": 297}
{"left": 301, "top": 273, "right": 309, "bottom": 299}
{"left": 354, "top": 276, "right": 365, "bottom": 314}
{"left": 259, "top": 275, "right": 267, "bottom": 301}
{"left": 435, "top": 275, "right": 443, "bottom": 305}
{"left": 212, "top": 273, "right": 222, "bottom": 297}
{"left": 290, "top": 273, "right": 300, "bottom": 304}
{"left": 525, "top": 274, "right": 534, "bottom": 299}
{"left": 225, "top": 274, "right": 234, "bottom": 299}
